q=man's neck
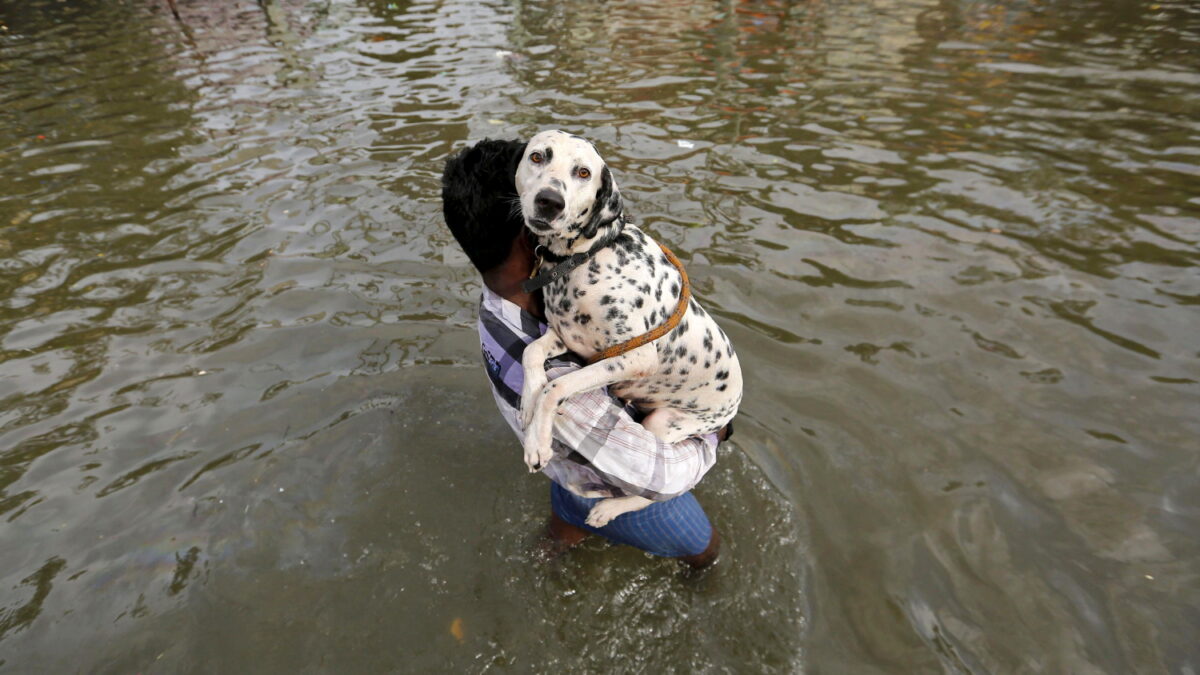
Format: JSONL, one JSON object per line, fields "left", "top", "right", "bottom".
{"left": 482, "top": 233, "right": 544, "bottom": 319}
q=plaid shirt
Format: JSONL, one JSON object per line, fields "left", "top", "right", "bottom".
{"left": 478, "top": 286, "right": 718, "bottom": 500}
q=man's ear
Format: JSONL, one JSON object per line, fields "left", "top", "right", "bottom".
{"left": 581, "top": 165, "right": 622, "bottom": 239}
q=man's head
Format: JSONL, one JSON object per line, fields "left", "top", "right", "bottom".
{"left": 514, "top": 130, "right": 623, "bottom": 246}
{"left": 441, "top": 138, "right": 528, "bottom": 273}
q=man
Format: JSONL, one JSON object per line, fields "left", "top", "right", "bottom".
{"left": 441, "top": 138, "right": 725, "bottom": 568}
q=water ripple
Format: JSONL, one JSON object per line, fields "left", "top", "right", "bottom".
{"left": 0, "top": 0, "right": 1197, "bottom": 672}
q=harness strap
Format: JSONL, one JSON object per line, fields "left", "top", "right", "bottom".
{"left": 588, "top": 243, "right": 691, "bottom": 364}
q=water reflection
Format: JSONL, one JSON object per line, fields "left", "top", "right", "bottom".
{"left": 1, "top": 0, "right": 1197, "bottom": 672}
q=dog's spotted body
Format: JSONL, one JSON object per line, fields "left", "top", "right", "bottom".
{"left": 515, "top": 130, "right": 743, "bottom": 526}
{"left": 542, "top": 227, "right": 741, "bottom": 429}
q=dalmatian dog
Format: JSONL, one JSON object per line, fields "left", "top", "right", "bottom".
{"left": 516, "top": 130, "right": 743, "bottom": 527}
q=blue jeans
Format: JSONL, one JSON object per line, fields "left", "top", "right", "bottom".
{"left": 550, "top": 482, "right": 713, "bottom": 558}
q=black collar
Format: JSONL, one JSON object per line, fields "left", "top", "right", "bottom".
{"left": 522, "top": 228, "right": 619, "bottom": 293}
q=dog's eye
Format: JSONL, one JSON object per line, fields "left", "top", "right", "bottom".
{"left": 530, "top": 152, "right": 544, "bottom": 164}
{"left": 577, "top": 167, "right": 591, "bottom": 179}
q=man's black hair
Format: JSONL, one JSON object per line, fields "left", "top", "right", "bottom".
{"left": 441, "top": 138, "right": 528, "bottom": 273}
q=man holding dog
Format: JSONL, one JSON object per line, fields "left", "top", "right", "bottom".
{"left": 441, "top": 138, "right": 726, "bottom": 569}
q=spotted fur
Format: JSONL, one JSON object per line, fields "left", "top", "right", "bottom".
{"left": 515, "top": 131, "right": 743, "bottom": 524}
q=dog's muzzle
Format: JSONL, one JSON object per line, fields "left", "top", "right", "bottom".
{"left": 534, "top": 188, "right": 565, "bottom": 221}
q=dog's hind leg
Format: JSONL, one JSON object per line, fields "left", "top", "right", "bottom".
{"left": 584, "top": 496, "right": 653, "bottom": 528}
{"left": 641, "top": 408, "right": 710, "bottom": 444}
{"left": 520, "top": 329, "right": 567, "bottom": 428}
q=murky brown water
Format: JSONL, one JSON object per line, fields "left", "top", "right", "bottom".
{"left": 2, "top": 0, "right": 1198, "bottom": 671}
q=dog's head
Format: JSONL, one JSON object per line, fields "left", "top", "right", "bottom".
{"left": 514, "top": 130, "right": 623, "bottom": 249}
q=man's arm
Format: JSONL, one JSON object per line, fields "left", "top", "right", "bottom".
{"left": 479, "top": 296, "right": 718, "bottom": 500}
{"left": 489, "top": 360, "right": 718, "bottom": 501}
{"left": 539, "top": 359, "right": 718, "bottom": 500}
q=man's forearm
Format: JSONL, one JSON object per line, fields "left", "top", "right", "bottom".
{"left": 539, "top": 365, "right": 719, "bottom": 500}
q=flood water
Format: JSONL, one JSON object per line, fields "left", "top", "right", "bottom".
{"left": 1, "top": 0, "right": 1198, "bottom": 671}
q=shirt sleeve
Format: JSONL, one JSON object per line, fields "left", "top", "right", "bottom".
{"left": 538, "top": 360, "right": 719, "bottom": 501}
{"left": 477, "top": 298, "right": 718, "bottom": 501}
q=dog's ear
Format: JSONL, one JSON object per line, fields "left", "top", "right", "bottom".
{"left": 581, "top": 165, "right": 622, "bottom": 239}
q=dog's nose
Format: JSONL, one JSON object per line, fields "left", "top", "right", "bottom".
{"left": 534, "top": 188, "right": 565, "bottom": 220}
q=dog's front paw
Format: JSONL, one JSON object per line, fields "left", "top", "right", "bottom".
{"left": 522, "top": 436, "right": 554, "bottom": 474}
{"left": 522, "top": 410, "right": 555, "bottom": 473}
{"left": 519, "top": 374, "right": 548, "bottom": 428}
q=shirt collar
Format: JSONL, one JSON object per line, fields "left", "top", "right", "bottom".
{"left": 481, "top": 284, "right": 545, "bottom": 333}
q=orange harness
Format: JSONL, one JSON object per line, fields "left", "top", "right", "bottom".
{"left": 587, "top": 242, "right": 691, "bottom": 365}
